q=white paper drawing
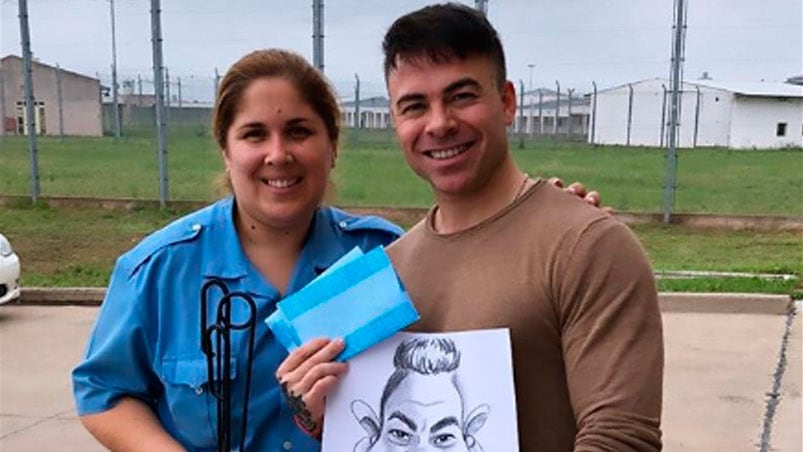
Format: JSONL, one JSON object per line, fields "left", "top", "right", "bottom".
{"left": 322, "top": 329, "right": 519, "bottom": 452}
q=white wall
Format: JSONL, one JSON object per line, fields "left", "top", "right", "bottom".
{"left": 341, "top": 105, "right": 390, "bottom": 129}
{"left": 590, "top": 85, "right": 630, "bottom": 145}
{"left": 628, "top": 89, "right": 666, "bottom": 146}
{"left": 590, "top": 79, "right": 803, "bottom": 149}
{"left": 730, "top": 97, "right": 803, "bottom": 149}
{"left": 592, "top": 79, "right": 673, "bottom": 146}
{"left": 693, "top": 90, "right": 732, "bottom": 147}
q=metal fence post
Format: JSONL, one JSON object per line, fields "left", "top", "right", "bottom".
{"left": 554, "top": 80, "right": 560, "bottom": 136}
{"left": 626, "top": 83, "right": 634, "bottom": 146}
{"left": 693, "top": 85, "right": 701, "bottom": 148}
{"left": 538, "top": 90, "right": 544, "bottom": 135}
{"left": 56, "top": 63, "right": 64, "bottom": 137}
{"left": 150, "top": 0, "right": 169, "bottom": 207}
{"left": 518, "top": 80, "right": 525, "bottom": 148}
{"left": 590, "top": 81, "right": 597, "bottom": 145}
{"left": 660, "top": 84, "right": 667, "bottom": 147}
{"left": 567, "top": 88, "right": 574, "bottom": 139}
{"left": 663, "top": 0, "right": 688, "bottom": 223}
{"left": 18, "top": 0, "right": 40, "bottom": 202}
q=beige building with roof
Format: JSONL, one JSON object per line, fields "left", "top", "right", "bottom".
{"left": 0, "top": 55, "right": 102, "bottom": 137}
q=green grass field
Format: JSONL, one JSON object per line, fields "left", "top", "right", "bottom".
{"left": 1, "top": 202, "right": 800, "bottom": 295}
{"left": 2, "top": 129, "right": 801, "bottom": 294}
{"left": 2, "top": 129, "right": 802, "bottom": 216}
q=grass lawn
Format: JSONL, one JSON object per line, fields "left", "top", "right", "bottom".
{"left": 0, "top": 204, "right": 800, "bottom": 296}
{"left": 3, "top": 129, "right": 801, "bottom": 294}
{"left": 2, "top": 131, "right": 802, "bottom": 216}
{"left": 632, "top": 223, "right": 801, "bottom": 295}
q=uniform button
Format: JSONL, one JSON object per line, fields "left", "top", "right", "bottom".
{"left": 194, "top": 386, "right": 204, "bottom": 395}
{"left": 191, "top": 223, "right": 202, "bottom": 232}
{"left": 282, "top": 440, "right": 293, "bottom": 450}
{"left": 338, "top": 220, "right": 348, "bottom": 228}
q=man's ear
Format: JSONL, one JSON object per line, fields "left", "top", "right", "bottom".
{"left": 351, "top": 400, "right": 381, "bottom": 438}
{"left": 501, "top": 80, "right": 517, "bottom": 126}
{"left": 464, "top": 404, "right": 490, "bottom": 437}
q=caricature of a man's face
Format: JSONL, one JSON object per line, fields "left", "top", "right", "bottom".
{"left": 377, "top": 372, "right": 468, "bottom": 451}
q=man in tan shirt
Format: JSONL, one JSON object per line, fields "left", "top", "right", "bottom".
{"left": 381, "top": 4, "right": 663, "bottom": 451}
{"left": 278, "top": 3, "right": 663, "bottom": 451}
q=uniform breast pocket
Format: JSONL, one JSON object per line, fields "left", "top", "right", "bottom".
{"left": 160, "top": 356, "right": 237, "bottom": 450}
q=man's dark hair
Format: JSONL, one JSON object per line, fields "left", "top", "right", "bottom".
{"left": 382, "top": 2, "right": 507, "bottom": 90}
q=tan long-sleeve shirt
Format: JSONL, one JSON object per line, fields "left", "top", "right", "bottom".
{"left": 388, "top": 179, "right": 664, "bottom": 451}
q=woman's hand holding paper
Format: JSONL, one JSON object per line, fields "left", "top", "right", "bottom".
{"left": 276, "top": 337, "right": 347, "bottom": 439}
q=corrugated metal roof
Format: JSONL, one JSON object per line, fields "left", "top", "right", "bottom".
{"left": 340, "top": 96, "right": 390, "bottom": 108}
{"left": 694, "top": 80, "right": 803, "bottom": 97}
{"left": 524, "top": 88, "right": 558, "bottom": 96}
{"left": 1, "top": 54, "right": 99, "bottom": 83}
{"left": 596, "top": 77, "right": 803, "bottom": 98}
{"left": 521, "top": 98, "right": 590, "bottom": 110}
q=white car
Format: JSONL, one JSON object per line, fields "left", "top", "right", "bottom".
{"left": 0, "top": 233, "right": 21, "bottom": 305}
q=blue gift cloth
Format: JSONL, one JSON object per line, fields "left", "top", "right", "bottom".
{"left": 265, "top": 246, "right": 419, "bottom": 361}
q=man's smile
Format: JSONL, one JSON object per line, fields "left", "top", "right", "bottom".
{"left": 423, "top": 142, "right": 473, "bottom": 160}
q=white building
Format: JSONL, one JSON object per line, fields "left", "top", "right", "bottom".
{"left": 590, "top": 78, "right": 803, "bottom": 149}
{"left": 338, "top": 89, "right": 592, "bottom": 139}
{"left": 341, "top": 96, "right": 391, "bottom": 129}
{"left": 515, "top": 88, "right": 590, "bottom": 138}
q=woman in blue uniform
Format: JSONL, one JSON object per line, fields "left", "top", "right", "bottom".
{"left": 72, "top": 48, "right": 604, "bottom": 451}
{"left": 72, "top": 49, "right": 402, "bottom": 451}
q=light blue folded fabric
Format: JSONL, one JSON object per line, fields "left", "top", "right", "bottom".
{"left": 265, "top": 246, "right": 419, "bottom": 361}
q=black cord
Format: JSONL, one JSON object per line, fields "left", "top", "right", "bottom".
{"left": 201, "top": 279, "right": 257, "bottom": 452}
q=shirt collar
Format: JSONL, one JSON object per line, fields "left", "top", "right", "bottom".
{"left": 201, "top": 202, "right": 347, "bottom": 296}
{"left": 289, "top": 207, "right": 349, "bottom": 292}
{"left": 202, "top": 197, "right": 250, "bottom": 280}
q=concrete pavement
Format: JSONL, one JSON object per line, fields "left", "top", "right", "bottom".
{"left": 661, "top": 308, "right": 800, "bottom": 451}
{"left": 1, "top": 303, "right": 800, "bottom": 451}
{"left": 0, "top": 306, "right": 104, "bottom": 452}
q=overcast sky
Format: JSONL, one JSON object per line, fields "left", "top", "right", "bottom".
{"left": 1, "top": 0, "right": 801, "bottom": 101}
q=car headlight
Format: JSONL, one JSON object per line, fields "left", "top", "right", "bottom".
{"left": 0, "top": 235, "right": 13, "bottom": 258}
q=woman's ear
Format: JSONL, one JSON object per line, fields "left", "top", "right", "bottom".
{"left": 331, "top": 144, "right": 338, "bottom": 169}
{"left": 221, "top": 147, "right": 231, "bottom": 167}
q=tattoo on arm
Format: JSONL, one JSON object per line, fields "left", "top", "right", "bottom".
{"left": 281, "top": 381, "right": 318, "bottom": 433}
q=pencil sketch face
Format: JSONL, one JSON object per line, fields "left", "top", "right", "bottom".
{"left": 350, "top": 337, "right": 489, "bottom": 452}
{"left": 379, "top": 373, "right": 467, "bottom": 450}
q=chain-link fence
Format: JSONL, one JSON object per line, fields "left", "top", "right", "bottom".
{"left": 1, "top": 0, "right": 801, "bottom": 216}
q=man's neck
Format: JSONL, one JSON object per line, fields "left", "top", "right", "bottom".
{"left": 432, "top": 160, "right": 529, "bottom": 235}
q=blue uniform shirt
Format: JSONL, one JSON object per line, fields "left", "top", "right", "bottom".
{"left": 72, "top": 197, "right": 403, "bottom": 451}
